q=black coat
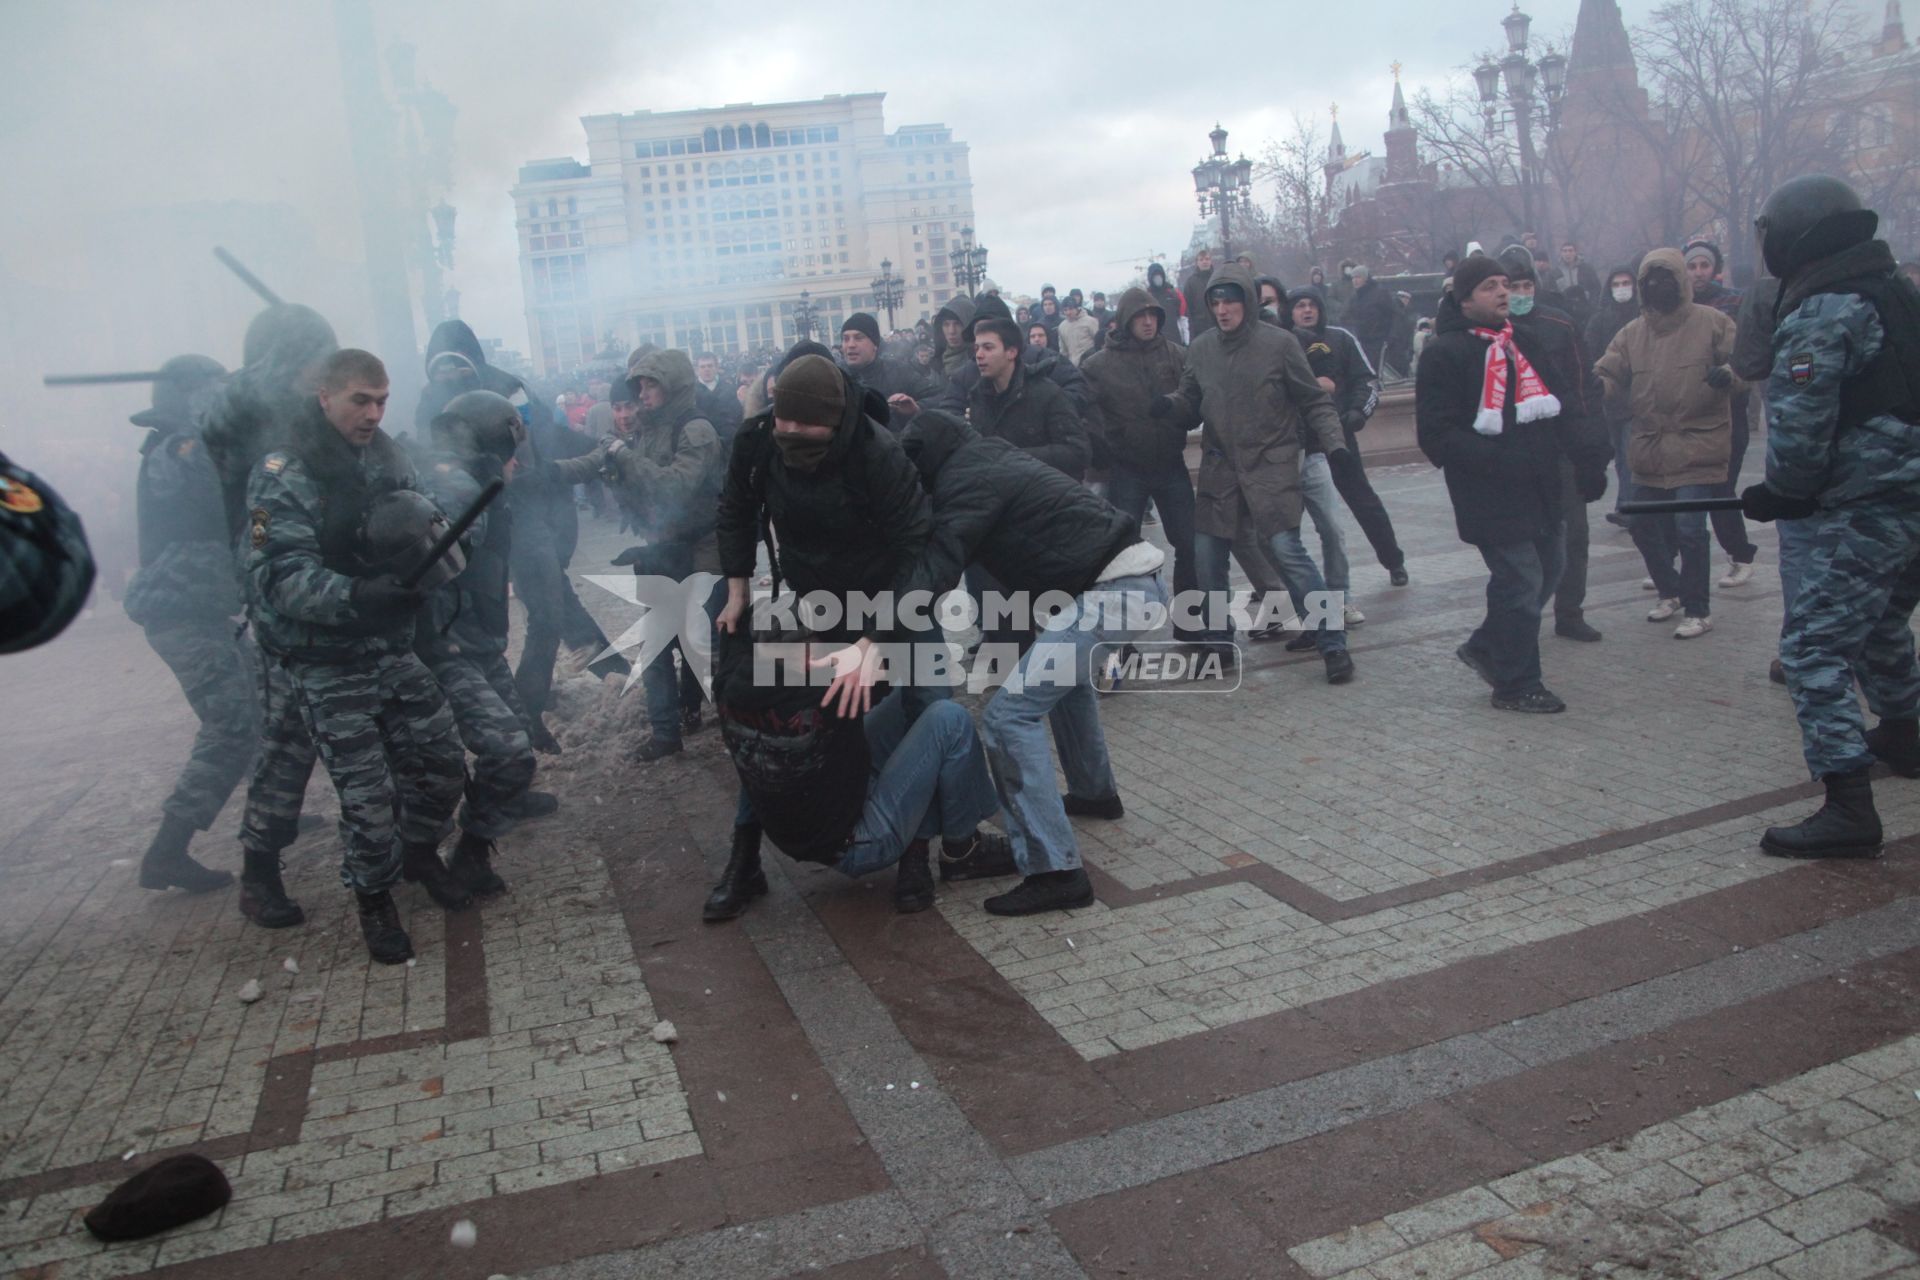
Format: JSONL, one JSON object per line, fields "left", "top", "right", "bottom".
{"left": 1347, "top": 280, "right": 1399, "bottom": 350}
{"left": 964, "top": 363, "right": 1091, "bottom": 478}
{"left": 1510, "top": 302, "right": 1612, "bottom": 478}
{"left": 845, "top": 354, "right": 959, "bottom": 424}
{"left": 900, "top": 412, "right": 1140, "bottom": 601}
{"left": 1415, "top": 294, "right": 1570, "bottom": 547}
{"left": 948, "top": 345, "right": 1090, "bottom": 418}
{"left": 716, "top": 367, "right": 931, "bottom": 643}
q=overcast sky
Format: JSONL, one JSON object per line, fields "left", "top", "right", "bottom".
{"left": 0, "top": 0, "right": 1776, "bottom": 429}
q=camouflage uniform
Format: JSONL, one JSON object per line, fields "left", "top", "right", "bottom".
{"left": 418, "top": 455, "right": 536, "bottom": 839}
{"left": 123, "top": 422, "right": 261, "bottom": 832}
{"left": 1769, "top": 291, "right": 1920, "bottom": 778}
{"left": 245, "top": 420, "right": 464, "bottom": 891}
{"left": 241, "top": 660, "right": 318, "bottom": 855}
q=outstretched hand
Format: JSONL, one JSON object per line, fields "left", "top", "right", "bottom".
{"left": 810, "top": 637, "right": 881, "bottom": 719}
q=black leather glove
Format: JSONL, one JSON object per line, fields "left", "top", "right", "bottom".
{"left": 1325, "top": 446, "right": 1350, "bottom": 463}
{"left": 351, "top": 574, "right": 425, "bottom": 619}
{"left": 1149, "top": 395, "right": 1176, "bottom": 420}
{"left": 1576, "top": 466, "right": 1609, "bottom": 504}
{"left": 1341, "top": 410, "right": 1368, "bottom": 435}
{"left": 1740, "top": 483, "right": 1818, "bottom": 523}
{"left": 1704, "top": 365, "right": 1734, "bottom": 390}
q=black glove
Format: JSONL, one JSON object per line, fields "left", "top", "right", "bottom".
{"left": 1576, "top": 466, "right": 1609, "bottom": 504}
{"left": 1704, "top": 365, "right": 1733, "bottom": 390}
{"left": 351, "top": 574, "right": 425, "bottom": 619}
{"left": 1149, "top": 395, "right": 1175, "bottom": 420}
{"left": 1341, "top": 410, "right": 1368, "bottom": 435}
{"left": 1740, "top": 483, "right": 1818, "bottom": 523}
{"left": 1325, "top": 446, "right": 1350, "bottom": 464}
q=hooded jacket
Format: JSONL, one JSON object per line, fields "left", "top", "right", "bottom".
{"left": 933, "top": 295, "right": 977, "bottom": 381}
{"left": 1286, "top": 285, "right": 1379, "bottom": 431}
{"left": 1145, "top": 265, "right": 1185, "bottom": 326}
{"left": 965, "top": 355, "right": 1091, "bottom": 479}
{"left": 900, "top": 413, "right": 1142, "bottom": 602}
{"left": 199, "top": 304, "right": 339, "bottom": 545}
{"left": 1164, "top": 263, "right": 1344, "bottom": 540}
{"left": 1594, "top": 248, "right": 1741, "bottom": 489}
{"left": 716, "top": 363, "right": 931, "bottom": 644}
{"left": 1182, "top": 262, "right": 1216, "bottom": 337}
{"left": 1582, "top": 268, "right": 1640, "bottom": 392}
{"left": 1081, "top": 287, "right": 1190, "bottom": 474}
{"left": 1415, "top": 291, "right": 1570, "bottom": 547}
{"left": 608, "top": 348, "right": 724, "bottom": 574}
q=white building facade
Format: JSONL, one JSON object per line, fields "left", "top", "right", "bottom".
{"left": 511, "top": 93, "right": 975, "bottom": 375}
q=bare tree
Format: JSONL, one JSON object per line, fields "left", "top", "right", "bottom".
{"left": 1259, "top": 114, "right": 1336, "bottom": 270}
{"left": 1635, "top": 0, "right": 1866, "bottom": 277}
{"left": 1412, "top": 80, "right": 1533, "bottom": 240}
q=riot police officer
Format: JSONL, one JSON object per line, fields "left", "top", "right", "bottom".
{"left": 1740, "top": 175, "right": 1920, "bottom": 858}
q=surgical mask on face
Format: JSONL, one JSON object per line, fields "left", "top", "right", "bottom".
{"left": 1508, "top": 295, "right": 1535, "bottom": 317}
{"left": 1611, "top": 285, "right": 1634, "bottom": 303}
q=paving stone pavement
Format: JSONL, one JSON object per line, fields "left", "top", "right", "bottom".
{"left": 1, "top": 451, "right": 1916, "bottom": 1278}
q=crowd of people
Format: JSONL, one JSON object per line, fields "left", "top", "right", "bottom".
{"left": 4, "top": 173, "right": 1919, "bottom": 965}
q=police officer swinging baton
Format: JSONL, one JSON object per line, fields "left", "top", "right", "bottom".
{"left": 1618, "top": 497, "right": 1749, "bottom": 514}
{"left": 401, "top": 479, "right": 504, "bottom": 590}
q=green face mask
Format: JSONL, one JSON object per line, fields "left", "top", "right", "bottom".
{"left": 774, "top": 432, "right": 832, "bottom": 472}
{"left": 1508, "top": 295, "right": 1535, "bottom": 317}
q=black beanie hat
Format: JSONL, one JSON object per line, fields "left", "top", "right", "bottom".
{"left": 1498, "top": 245, "right": 1537, "bottom": 284}
{"left": 1451, "top": 254, "right": 1507, "bottom": 299}
{"left": 840, "top": 312, "right": 882, "bottom": 346}
{"left": 773, "top": 354, "right": 846, "bottom": 427}
{"left": 84, "top": 1155, "right": 232, "bottom": 1242}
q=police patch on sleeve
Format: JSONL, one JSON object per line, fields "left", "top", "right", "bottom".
{"left": 249, "top": 507, "right": 270, "bottom": 548}
{"left": 1788, "top": 352, "right": 1815, "bottom": 386}
{"left": 0, "top": 476, "right": 44, "bottom": 514}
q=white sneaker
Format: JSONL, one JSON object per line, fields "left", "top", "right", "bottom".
{"left": 1673, "top": 615, "right": 1714, "bottom": 639}
{"left": 1718, "top": 560, "right": 1755, "bottom": 588}
{"left": 1642, "top": 577, "right": 1656, "bottom": 590}
{"left": 1344, "top": 603, "right": 1365, "bottom": 626}
{"left": 1647, "top": 597, "right": 1682, "bottom": 622}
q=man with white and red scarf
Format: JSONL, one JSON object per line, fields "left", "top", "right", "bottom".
{"left": 1417, "top": 255, "right": 1589, "bottom": 713}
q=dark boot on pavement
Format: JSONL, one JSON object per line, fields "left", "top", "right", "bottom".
{"left": 401, "top": 841, "right": 473, "bottom": 911}
{"left": 631, "top": 737, "right": 683, "bottom": 763}
{"left": 893, "top": 839, "right": 935, "bottom": 913}
{"left": 1456, "top": 643, "right": 1497, "bottom": 689}
{"left": 703, "top": 824, "right": 768, "bottom": 922}
{"left": 139, "top": 813, "right": 233, "bottom": 894}
{"left": 1555, "top": 618, "right": 1603, "bottom": 642}
{"left": 1390, "top": 566, "right": 1410, "bottom": 587}
{"left": 528, "top": 716, "right": 563, "bottom": 755}
{"left": 1063, "top": 793, "right": 1124, "bottom": 820}
{"left": 939, "top": 828, "right": 1017, "bottom": 881}
{"left": 1491, "top": 688, "right": 1567, "bottom": 713}
{"left": 984, "top": 868, "right": 1095, "bottom": 916}
{"left": 238, "top": 847, "right": 305, "bottom": 928}
{"left": 355, "top": 890, "right": 414, "bottom": 964}
{"left": 1324, "top": 649, "right": 1356, "bottom": 684}
{"left": 499, "top": 791, "right": 560, "bottom": 823}
{"left": 1865, "top": 717, "right": 1920, "bottom": 778}
{"left": 1762, "top": 769, "right": 1883, "bottom": 859}
{"left": 449, "top": 831, "right": 508, "bottom": 897}
{"left": 1284, "top": 631, "right": 1316, "bottom": 652}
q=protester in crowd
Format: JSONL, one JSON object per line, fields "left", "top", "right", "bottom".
{"left": 1585, "top": 266, "right": 1641, "bottom": 524}
{"left": 1684, "top": 240, "right": 1761, "bottom": 589}
{"left": 1183, "top": 249, "right": 1217, "bottom": 339}
{"left": 1057, "top": 297, "right": 1099, "bottom": 367}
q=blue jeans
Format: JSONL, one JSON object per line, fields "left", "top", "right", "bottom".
{"left": 836, "top": 696, "right": 1000, "bottom": 878}
{"left": 982, "top": 573, "right": 1168, "bottom": 876}
{"left": 1465, "top": 532, "right": 1566, "bottom": 697}
{"left": 642, "top": 577, "right": 726, "bottom": 747}
{"left": 1628, "top": 482, "right": 1714, "bottom": 618}
{"left": 1194, "top": 528, "right": 1347, "bottom": 653}
{"left": 1298, "top": 452, "right": 1350, "bottom": 598}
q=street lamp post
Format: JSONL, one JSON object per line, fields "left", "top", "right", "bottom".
{"left": 1474, "top": 4, "right": 1568, "bottom": 249}
{"left": 953, "top": 226, "right": 989, "bottom": 298}
{"left": 1191, "top": 123, "right": 1255, "bottom": 257}
{"left": 870, "top": 258, "right": 905, "bottom": 330}
{"left": 792, "top": 289, "right": 817, "bottom": 343}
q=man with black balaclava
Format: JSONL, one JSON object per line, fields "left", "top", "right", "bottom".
{"left": 1740, "top": 176, "right": 1920, "bottom": 860}
{"left": 124, "top": 355, "right": 259, "bottom": 897}
{"left": 418, "top": 390, "right": 562, "bottom": 901}
{"left": 246, "top": 348, "right": 472, "bottom": 965}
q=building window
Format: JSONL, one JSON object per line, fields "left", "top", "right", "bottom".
{"left": 825, "top": 126, "right": 839, "bottom": 141}
{"left": 671, "top": 139, "right": 686, "bottom": 155}
{"left": 807, "top": 127, "right": 823, "bottom": 143}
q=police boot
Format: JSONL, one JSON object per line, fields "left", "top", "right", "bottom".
{"left": 1865, "top": 717, "right": 1920, "bottom": 779}
{"left": 139, "top": 813, "right": 234, "bottom": 894}
{"left": 449, "top": 831, "right": 508, "bottom": 898}
{"left": 703, "top": 824, "right": 767, "bottom": 922}
{"left": 354, "top": 890, "right": 414, "bottom": 965}
{"left": 400, "top": 841, "right": 474, "bottom": 911}
{"left": 1761, "top": 769, "right": 1884, "bottom": 860}
{"left": 499, "top": 790, "right": 559, "bottom": 824}
{"left": 238, "top": 847, "right": 305, "bottom": 928}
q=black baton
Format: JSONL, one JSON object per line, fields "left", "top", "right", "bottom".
{"left": 213, "top": 247, "right": 284, "bottom": 306}
{"left": 43, "top": 371, "right": 165, "bottom": 387}
{"left": 1617, "top": 497, "right": 1748, "bottom": 515}
{"left": 402, "top": 479, "right": 504, "bottom": 589}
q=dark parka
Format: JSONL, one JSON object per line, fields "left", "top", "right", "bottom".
{"left": 1182, "top": 262, "right": 1216, "bottom": 337}
{"left": 900, "top": 413, "right": 1140, "bottom": 601}
{"left": 607, "top": 348, "right": 724, "bottom": 574}
{"left": 1415, "top": 291, "right": 1570, "bottom": 547}
{"left": 1346, "top": 278, "right": 1399, "bottom": 355}
{"left": 932, "top": 295, "right": 977, "bottom": 381}
{"left": 965, "top": 359, "right": 1091, "bottom": 479}
{"left": 1081, "top": 287, "right": 1190, "bottom": 474}
{"left": 845, "top": 352, "right": 958, "bottom": 423}
{"left": 1164, "top": 263, "right": 1344, "bottom": 540}
{"left": 1509, "top": 300, "right": 1612, "bottom": 483}
{"left": 716, "top": 364, "right": 931, "bottom": 644}
{"left": 1286, "top": 285, "right": 1380, "bottom": 431}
